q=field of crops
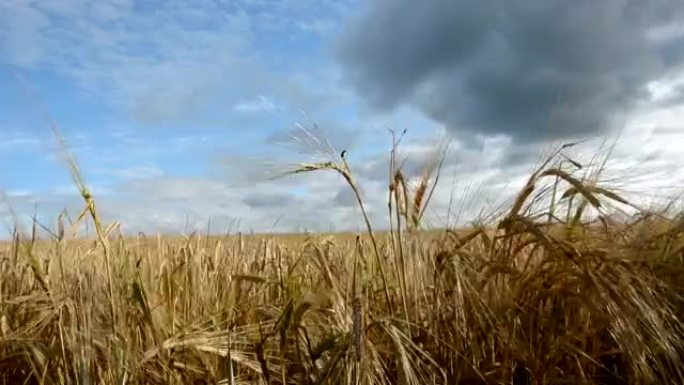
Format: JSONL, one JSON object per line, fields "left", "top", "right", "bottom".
{"left": 1, "top": 139, "right": 683, "bottom": 385}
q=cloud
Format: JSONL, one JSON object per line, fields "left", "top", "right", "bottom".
{"left": 337, "top": 0, "right": 684, "bottom": 143}
{"left": 0, "top": 132, "right": 40, "bottom": 150}
{"left": 298, "top": 18, "right": 337, "bottom": 35}
{"left": 233, "top": 95, "right": 278, "bottom": 113}
{"left": 4, "top": 117, "right": 684, "bottom": 239}
{"left": 103, "top": 174, "right": 370, "bottom": 234}
{"left": 0, "top": 0, "right": 356, "bottom": 127}
{"left": 244, "top": 191, "right": 297, "bottom": 207}
{"left": 0, "top": 162, "right": 370, "bottom": 237}
{"left": 0, "top": 0, "right": 262, "bottom": 125}
{"left": 95, "top": 165, "right": 165, "bottom": 180}
{"left": 333, "top": 185, "right": 362, "bottom": 207}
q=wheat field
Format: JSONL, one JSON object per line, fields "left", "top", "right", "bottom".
{"left": 1, "top": 135, "right": 683, "bottom": 385}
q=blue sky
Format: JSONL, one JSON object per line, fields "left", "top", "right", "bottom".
{"left": 2, "top": 0, "right": 684, "bottom": 236}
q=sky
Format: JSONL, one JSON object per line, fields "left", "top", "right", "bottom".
{"left": 1, "top": 0, "right": 684, "bottom": 237}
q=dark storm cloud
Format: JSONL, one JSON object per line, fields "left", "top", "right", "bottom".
{"left": 338, "top": 0, "right": 684, "bottom": 142}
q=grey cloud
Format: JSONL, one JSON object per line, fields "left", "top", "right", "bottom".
{"left": 662, "top": 39, "right": 684, "bottom": 66}
{"left": 354, "top": 136, "right": 541, "bottom": 184}
{"left": 337, "top": 0, "right": 684, "bottom": 143}
{"left": 333, "top": 186, "right": 360, "bottom": 207}
{"left": 653, "top": 83, "right": 684, "bottom": 108}
{"left": 243, "top": 191, "right": 297, "bottom": 208}
{"left": 356, "top": 158, "right": 387, "bottom": 182}
{"left": 337, "top": 0, "right": 495, "bottom": 109}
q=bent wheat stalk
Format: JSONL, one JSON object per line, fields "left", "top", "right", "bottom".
{"left": 285, "top": 159, "right": 394, "bottom": 314}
